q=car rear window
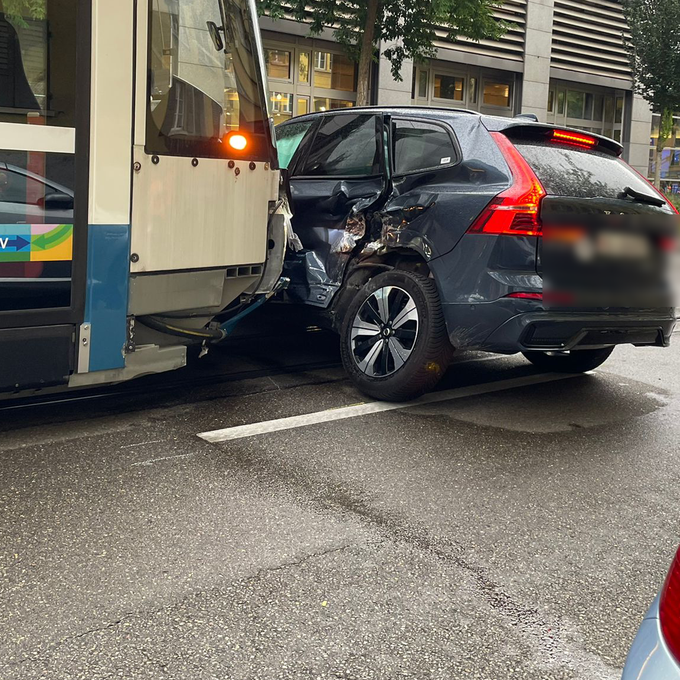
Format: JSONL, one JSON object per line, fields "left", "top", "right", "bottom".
{"left": 513, "top": 142, "right": 654, "bottom": 199}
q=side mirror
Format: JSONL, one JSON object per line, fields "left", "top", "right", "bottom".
{"left": 41, "top": 193, "right": 74, "bottom": 211}
{"left": 206, "top": 21, "right": 224, "bottom": 52}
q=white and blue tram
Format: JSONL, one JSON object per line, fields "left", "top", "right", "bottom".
{"left": 0, "top": 0, "right": 284, "bottom": 395}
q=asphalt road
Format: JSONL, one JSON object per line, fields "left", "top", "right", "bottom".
{"left": 1, "top": 315, "right": 679, "bottom": 679}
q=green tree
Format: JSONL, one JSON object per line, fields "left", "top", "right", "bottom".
{"left": 0, "top": 0, "right": 46, "bottom": 25}
{"left": 622, "top": 0, "right": 680, "bottom": 189}
{"left": 256, "top": 0, "right": 506, "bottom": 106}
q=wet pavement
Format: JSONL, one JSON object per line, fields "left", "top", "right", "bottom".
{"left": 1, "top": 310, "right": 678, "bottom": 679}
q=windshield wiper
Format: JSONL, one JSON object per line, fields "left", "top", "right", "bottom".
{"left": 618, "top": 185, "right": 666, "bottom": 208}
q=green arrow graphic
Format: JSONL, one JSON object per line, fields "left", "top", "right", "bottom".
{"left": 32, "top": 224, "right": 73, "bottom": 251}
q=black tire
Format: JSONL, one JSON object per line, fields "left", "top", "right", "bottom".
{"left": 340, "top": 269, "right": 452, "bottom": 401}
{"left": 521, "top": 346, "right": 614, "bottom": 373}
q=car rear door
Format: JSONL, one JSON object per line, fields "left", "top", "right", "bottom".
{"left": 378, "top": 115, "right": 500, "bottom": 260}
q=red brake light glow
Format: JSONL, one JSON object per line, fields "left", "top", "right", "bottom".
{"left": 505, "top": 292, "right": 543, "bottom": 300}
{"left": 551, "top": 129, "right": 597, "bottom": 149}
{"left": 467, "top": 132, "right": 546, "bottom": 237}
{"left": 660, "top": 547, "right": 680, "bottom": 664}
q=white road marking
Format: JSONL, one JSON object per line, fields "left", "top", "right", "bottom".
{"left": 120, "top": 439, "right": 163, "bottom": 449}
{"left": 198, "top": 372, "right": 581, "bottom": 443}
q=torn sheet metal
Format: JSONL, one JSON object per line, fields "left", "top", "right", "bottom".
{"left": 284, "top": 178, "right": 384, "bottom": 307}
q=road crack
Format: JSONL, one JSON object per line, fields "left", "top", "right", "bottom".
{"left": 6, "top": 542, "right": 369, "bottom": 673}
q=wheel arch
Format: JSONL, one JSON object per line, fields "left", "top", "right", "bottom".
{"left": 329, "top": 248, "right": 432, "bottom": 332}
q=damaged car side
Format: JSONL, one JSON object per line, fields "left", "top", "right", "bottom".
{"left": 276, "top": 107, "right": 677, "bottom": 402}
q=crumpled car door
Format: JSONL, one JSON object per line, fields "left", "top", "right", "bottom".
{"left": 284, "top": 113, "right": 387, "bottom": 307}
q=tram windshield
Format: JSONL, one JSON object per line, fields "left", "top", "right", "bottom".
{"left": 146, "top": 0, "right": 273, "bottom": 161}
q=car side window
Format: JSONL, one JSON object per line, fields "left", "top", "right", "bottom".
{"left": 300, "top": 114, "right": 381, "bottom": 177}
{"left": 392, "top": 119, "right": 457, "bottom": 175}
{"left": 276, "top": 121, "right": 314, "bottom": 170}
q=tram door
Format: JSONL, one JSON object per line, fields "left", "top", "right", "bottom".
{"left": 0, "top": 0, "right": 86, "bottom": 389}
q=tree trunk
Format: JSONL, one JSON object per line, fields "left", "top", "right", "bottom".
{"left": 355, "top": 0, "right": 379, "bottom": 106}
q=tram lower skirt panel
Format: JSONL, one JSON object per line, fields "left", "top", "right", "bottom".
{"left": 0, "top": 325, "right": 74, "bottom": 391}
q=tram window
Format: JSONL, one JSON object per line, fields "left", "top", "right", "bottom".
{"left": 0, "top": 151, "right": 74, "bottom": 311}
{"left": 146, "top": 0, "right": 272, "bottom": 161}
{"left": 0, "top": 1, "right": 77, "bottom": 127}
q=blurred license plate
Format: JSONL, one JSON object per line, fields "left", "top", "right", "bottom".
{"left": 594, "top": 231, "right": 650, "bottom": 259}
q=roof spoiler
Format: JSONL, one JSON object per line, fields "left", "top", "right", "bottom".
{"left": 485, "top": 120, "right": 623, "bottom": 157}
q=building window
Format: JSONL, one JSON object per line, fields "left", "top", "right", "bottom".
{"left": 414, "top": 66, "right": 514, "bottom": 112}
{"left": 434, "top": 74, "right": 464, "bottom": 101}
{"left": 615, "top": 96, "right": 624, "bottom": 124}
{"left": 297, "top": 97, "right": 309, "bottom": 116}
{"left": 298, "top": 52, "right": 310, "bottom": 83}
{"left": 314, "top": 51, "right": 328, "bottom": 71}
{"left": 566, "top": 90, "right": 585, "bottom": 118}
{"left": 265, "top": 41, "right": 358, "bottom": 122}
{"left": 418, "top": 71, "right": 428, "bottom": 98}
{"left": 592, "top": 95, "right": 604, "bottom": 121}
{"left": 270, "top": 92, "right": 293, "bottom": 123}
{"left": 313, "top": 53, "right": 355, "bottom": 91}
{"left": 266, "top": 49, "right": 291, "bottom": 80}
{"left": 313, "top": 97, "right": 353, "bottom": 112}
{"left": 483, "top": 81, "right": 511, "bottom": 108}
{"left": 547, "top": 83, "right": 625, "bottom": 143}
{"left": 469, "top": 77, "right": 478, "bottom": 105}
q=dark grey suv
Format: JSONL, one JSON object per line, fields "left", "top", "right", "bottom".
{"left": 276, "top": 107, "right": 677, "bottom": 401}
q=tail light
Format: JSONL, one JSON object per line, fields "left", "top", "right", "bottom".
{"left": 505, "top": 292, "right": 543, "bottom": 300}
{"left": 660, "top": 546, "right": 680, "bottom": 664}
{"left": 467, "top": 132, "right": 546, "bottom": 238}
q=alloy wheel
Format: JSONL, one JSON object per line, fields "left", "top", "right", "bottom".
{"left": 349, "top": 286, "right": 419, "bottom": 377}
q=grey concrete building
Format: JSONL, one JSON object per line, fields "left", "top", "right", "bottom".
{"left": 259, "top": 0, "right": 667, "bottom": 179}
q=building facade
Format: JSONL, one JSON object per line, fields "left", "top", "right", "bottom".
{"left": 259, "top": 0, "right": 674, "bottom": 185}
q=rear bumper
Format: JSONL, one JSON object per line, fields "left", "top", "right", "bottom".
{"left": 443, "top": 301, "right": 676, "bottom": 353}
{"left": 622, "top": 599, "right": 680, "bottom": 679}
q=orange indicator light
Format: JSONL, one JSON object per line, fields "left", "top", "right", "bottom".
{"left": 228, "top": 134, "right": 248, "bottom": 151}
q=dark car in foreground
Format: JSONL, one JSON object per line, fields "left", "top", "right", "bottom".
{"left": 276, "top": 107, "right": 677, "bottom": 401}
{"left": 622, "top": 547, "right": 680, "bottom": 678}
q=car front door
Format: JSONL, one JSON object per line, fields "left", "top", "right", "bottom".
{"left": 284, "top": 112, "right": 387, "bottom": 307}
